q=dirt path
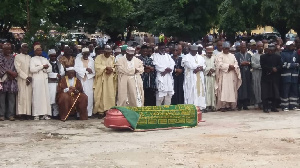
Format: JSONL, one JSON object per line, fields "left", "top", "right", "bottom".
{"left": 0, "top": 110, "right": 300, "bottom": 168}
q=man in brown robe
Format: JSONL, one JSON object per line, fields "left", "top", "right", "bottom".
{"left": 57, "top": 67, "right": 88, "bottom": 120}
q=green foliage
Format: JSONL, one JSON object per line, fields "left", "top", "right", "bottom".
{"left": 0, "top": 0, "right": 66, "bottom": 49}
{"left": 219, "top": 0, "right": 300, "bottom": 40}
{"left": 22, "top": 21, "right": 67, "bottom": 51}
{"left": 137, "top": 0, "right": 221, "bottom": 40}
{"left": 219, "top": 0, "right": 260, "bottom": 35}
{"left": 3, "top": 0, "right": 300, "bottom": 44}
{"left": 47, "top": 0, "right": 134, "bottom": 34}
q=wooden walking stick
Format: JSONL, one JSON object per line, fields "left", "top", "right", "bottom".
{"left": 63, "top": 93, "right": 81, "bottom": 122}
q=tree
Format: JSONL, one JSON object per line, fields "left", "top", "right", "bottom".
{"left": 219, "top": 0, "right": 300, "bottom": 42}
{"left": 0, "top": 0, "right": 27, "bottom": 38}
{"left": 219, "top": 0, "right": 262, "bottom": 43}
{"left": 47, "top": 0, "right": 134, "bottom": 40}
{"left": 260, "top": 0, "right": 293, "bottom": 41}
{"left": 274, "top": 0, "right": 300, "bottom": 37}
{"left": 137, "top": 0, "right": 221, "bottom": 41}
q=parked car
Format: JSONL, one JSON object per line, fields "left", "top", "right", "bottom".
{"left": 262, "top": 32, "right": 280, "bottom": 41}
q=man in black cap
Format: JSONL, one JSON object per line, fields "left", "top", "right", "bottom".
{"left": 260, "top": 44, "right": 281, "bottom": 113}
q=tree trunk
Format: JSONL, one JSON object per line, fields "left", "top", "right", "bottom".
{"left": 26, "top": 0, "right": 30, "bottom": 31}
{"left": 277, "top": 29, "right": 288, "bottom": 43}
{"left": 227, "top": 32, "right": 236, "bottom": 46}
{"left": 273, "top": 22, "right": 289, "bottom": 43}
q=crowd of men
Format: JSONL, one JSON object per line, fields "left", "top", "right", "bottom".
{"left": 0, "top": 36, "right": 300, "bottom": 121}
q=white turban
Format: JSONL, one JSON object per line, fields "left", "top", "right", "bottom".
{"left": 66, "top": 67, "right": 75, "bottom": 71}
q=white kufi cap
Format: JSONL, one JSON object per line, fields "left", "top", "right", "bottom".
{"left": 286, "top": 41, "right": 294, "bottom": 46}
{"left": 48, "top": 49, "right": 56, "bottom": 55}
{"left": 126, "top": 47, "right": 135, "bottom": 54}
{"left": 82, "top": 47, "right": 89, "bottom": 53}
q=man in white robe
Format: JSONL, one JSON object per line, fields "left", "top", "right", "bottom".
{"left": 75, "top": 48, "right": 95, "bottom": 117}
{"left": 182, "top": 44, "right": 206, "bottom": 110}
{"left": 116, "top": 47, "right": 144, "bottom": 107}
{"left": 14, "top": 43, "right": 32, "bottom": 119}
{"left": 48, "top": 49, "right": 65, "bottom": 117}
{"left": 215, "top": 42, "right": 242, "bottom": 112}
{"left": 30, "top": 45, "right": 52, "bottom": 120}
{"left": 204, "top": 46, "right": 216, "bottom": 111}
{"left": 153, "top": 42, "right": 175, "bottom": 106}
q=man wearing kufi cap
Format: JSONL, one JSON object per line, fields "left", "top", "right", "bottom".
{"left": 30, "top": 44, "right": 52, "bottom": 120}
{"left": 74, "top": 47, "right": 95, "bottom": 117}
{"left": 260, "top": 44, "right": 281, "bottom": 112}
{"left": 114, "top": 47, "right": 124, "bottom": 63}
{"left": 204, "top": 46, "right": 216, "bottom": 111}
{"left": 116, "top": 47, "right": 144, "bottom": 107}
{"left": 48, "top": 49, "right": 65, "bottom": 118}
{"left": 28, "top": 42, "right": 49, "bottom": 59}
{"left": 94, "top": 44, "right": 116, "bottom": 118}
{"left": 153, "top": 42, "right": 175, "bottom": 106}
{"left": 251, "top": 41, "right": 264, "bottom": 110}
{"left": 14, "top": 43, "right": 32, "bottom": 119}
{"left": 181, "top": 44, "right": 206, "bottom": 110}
{"left": 280, "top": 41, "right": 300, "bottom": 111}
{"left": 57, "top": 67, "right": 88, "bottom": 120}
{"left": 198, "top": 44, "right": 205, "bottom": 56}
{"left": 235, "top": 42, "right": 252, "bottom": 110}
{"left": 0, "top": 43, "right": 18, "bottom": 121}
{"left": 248, "top": 39, "right": 257, "bottom": 56}
{"left": 115, "top": 45, "right": 127, "bottom": 63}
{"left": 235, "top": 41, "right": 241, "bottom": 53}
{"left": 215, "top": 41, "right": 241, "bottom": 112}
{"left": 114, "top": 47, "right": 123, "bottom": 63}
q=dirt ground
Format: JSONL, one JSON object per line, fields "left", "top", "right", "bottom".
{"left": 0, "top": 109, "right": 300, "bottom": 168}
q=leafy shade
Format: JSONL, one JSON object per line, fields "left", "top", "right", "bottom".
{"left": 138, "top": 0, "right": 221, "bottom": 41}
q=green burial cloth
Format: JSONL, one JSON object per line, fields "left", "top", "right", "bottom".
{"left": 114, "top": 104, "right": 198, "bottom": 130}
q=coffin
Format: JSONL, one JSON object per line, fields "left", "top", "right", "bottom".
{"left": 104, "top": 105, "right": 202, "bottom": 131}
